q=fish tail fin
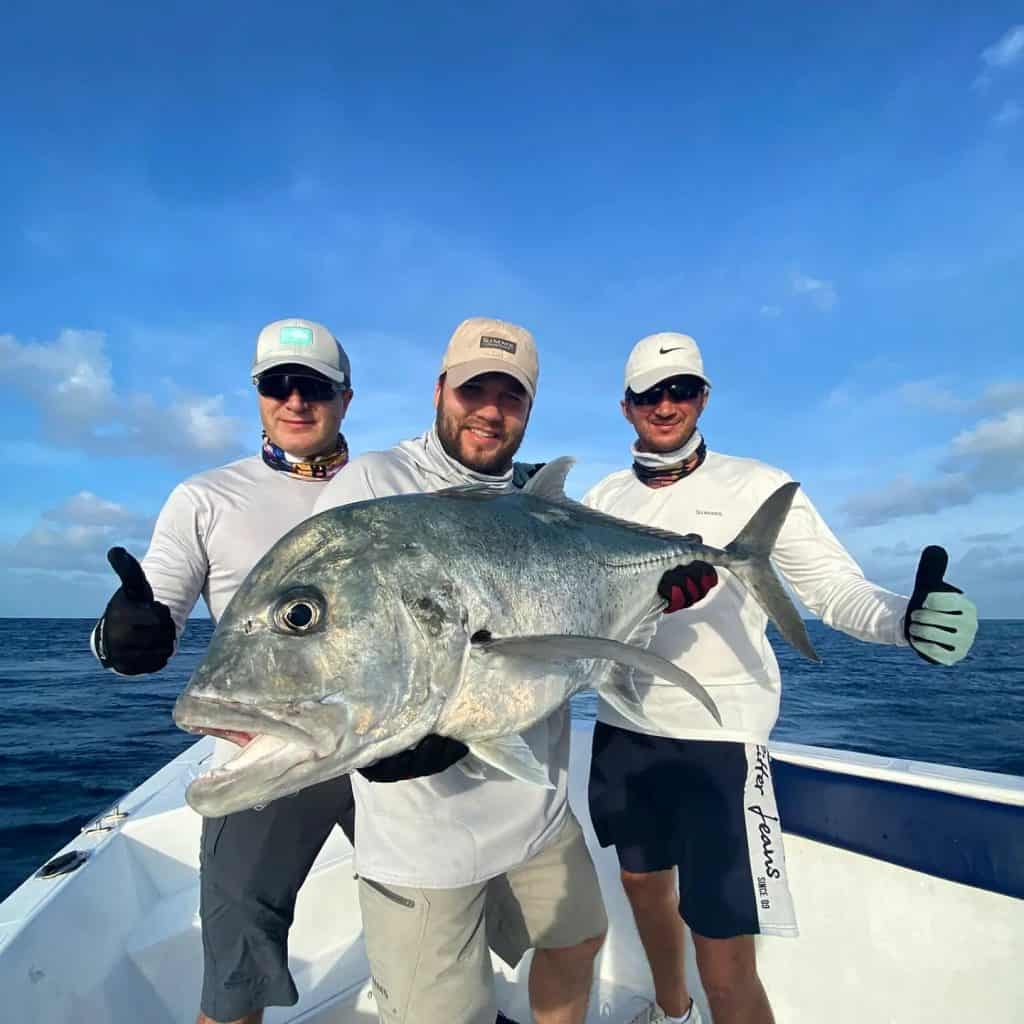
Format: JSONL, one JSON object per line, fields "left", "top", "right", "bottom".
{"left": 724, "top": 482, "right": 821, "bottom": 663}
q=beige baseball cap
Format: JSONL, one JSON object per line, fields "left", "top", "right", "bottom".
{"left": 251, "top": 318, "right": 351, "bottom": 385}
{"left": 440, "top": 317, "right": 539, "bottom": 398}
{"left": 624, "top": 332, "right": 710, "bottom": 394}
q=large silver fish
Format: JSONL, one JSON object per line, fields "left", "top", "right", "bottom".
{"left": 174, "top": 458, "right": 819, "bottom": 816}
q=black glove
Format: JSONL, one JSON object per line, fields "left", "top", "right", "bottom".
{"left": 358, "top": 734, "right": 469, "bottom": 783}
{"left": 94, "top": 547, "right": 176, "bottom": 675}
{"left": 657, "top": 533, "right": 719, "bottom": 613}
{"left": 658, "top": 562, "right": 719, "bottom": 612}
{"left": 903, "top": 546, "right": 978, "bottom": 666}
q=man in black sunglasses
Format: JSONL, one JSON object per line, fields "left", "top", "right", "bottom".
{"left": 91, "top": 319, "right": 475, "bottom": 1024}
{"left": 582, "top": 332, "right": 978, "bottom": 1024}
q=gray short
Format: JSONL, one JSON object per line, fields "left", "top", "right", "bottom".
{"left": 358, "top": 811, "right": 608, "bottom": 1024}
{"left": 198, "top": 774, "right": 355, "bottom": 1023}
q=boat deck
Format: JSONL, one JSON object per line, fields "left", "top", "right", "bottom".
{"left": 3, "top": 723, "right": 1023, "bottom": 1022}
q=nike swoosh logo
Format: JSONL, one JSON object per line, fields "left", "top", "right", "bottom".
{"left": 659, "top": 346, "right": 684, "bottom": 354}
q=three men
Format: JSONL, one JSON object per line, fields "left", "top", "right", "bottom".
{"left": 93, "top": 318, "right": 361, "bottom": 1024}
{"left": 583, "top": 332, "right": 979, "bottom": 1024}
{"left": 311, "top": 317, "right": 609, "bottom": 1024}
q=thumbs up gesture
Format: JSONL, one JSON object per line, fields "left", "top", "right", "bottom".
{"left": 903, "top": 546, "right": 978, "bottom": 666}
{"left": 94, "top": 547, "right": 176, "bottom": 675}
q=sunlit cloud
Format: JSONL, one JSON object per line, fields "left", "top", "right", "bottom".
{"left": 790, "top": 270, "right": 838, "bottom": 312}
{"left": 3, "top": 329, "right": 245, "bottom": 462}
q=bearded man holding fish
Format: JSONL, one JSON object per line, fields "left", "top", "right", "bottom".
{"left": 583, "top": 333, "right": 980, "bottom": 1024}
{"left": 305, "top": 318, "right": 611, "bottom": 1024}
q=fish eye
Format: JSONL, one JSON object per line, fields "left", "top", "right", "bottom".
{"left": 273, "top": 592, "right": 324, "bottom": 634}
{"left": 285, "top": 603, "right": 314, "bottom": 629}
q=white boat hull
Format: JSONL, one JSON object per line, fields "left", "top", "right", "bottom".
{"left": 2, "top": 722, "right": 1022, "bottom": 1022}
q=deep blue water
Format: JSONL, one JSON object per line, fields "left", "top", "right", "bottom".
{"left": 1, "top": 618, "right": 1022, "bottom": 900}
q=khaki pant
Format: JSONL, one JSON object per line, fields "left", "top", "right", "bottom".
{"left": 358, "top": 811, "right": 607, "bottom": 1024}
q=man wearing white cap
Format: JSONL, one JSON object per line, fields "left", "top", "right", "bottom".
{"left": 583, "top": 333, "right": 979, "bottom": 1024}
{"left": 312, "top": 317, "right": 608, "bottom": 1024}
{"left": 92, "top": 318, "right": 454, "bottom": 1024}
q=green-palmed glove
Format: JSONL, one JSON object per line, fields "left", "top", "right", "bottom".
{"left": 903, "top": 546, "right": 978, "bottom": 666}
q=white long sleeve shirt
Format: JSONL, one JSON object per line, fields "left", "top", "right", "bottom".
{"left": 137, "top": 456, "right": 330, "bottom": 633}
{"left": 312, "top": 431, "right": 570, "bottom": 889}
{"left": 583, "top": 450, "right": 910, "bottom": 743}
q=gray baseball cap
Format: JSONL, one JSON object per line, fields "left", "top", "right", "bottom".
{"left": 251, "top": 318, "right": 351, "bottom": 385}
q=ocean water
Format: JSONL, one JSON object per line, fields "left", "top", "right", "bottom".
{"left": 1, "top": 618, "right": 1022, "bottom": 901}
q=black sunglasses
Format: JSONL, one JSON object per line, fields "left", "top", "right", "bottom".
{"left": 255, "top": 372, "right": 343, "bottom": 402}
{"left": 627, "top": 377, "right": 706, "bottom": 406}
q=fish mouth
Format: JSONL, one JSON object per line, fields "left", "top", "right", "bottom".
{"left": 174, "top": 693, "right": 342, "bottom": 816}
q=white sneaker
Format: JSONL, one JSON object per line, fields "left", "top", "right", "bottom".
{"left": 625, "top": 999, "right": 704, "bottom": 1024}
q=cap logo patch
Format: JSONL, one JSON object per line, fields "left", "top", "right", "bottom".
{"left": 279, "top": 326, "right": 314, "bottom": 347}
{"left": 659, "top": 345, "right": 685, "bottom": 355}
{"left": 480, "top": 335, "right": 517, "bottom": 354}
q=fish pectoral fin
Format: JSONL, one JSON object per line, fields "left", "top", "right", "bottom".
{"left": 457, "top": 755, "right": 490, "bottom": 781}
{"left": 463, "top": 734, "right": 555, "bottom": 788}
{"left": 477, "top": 634, "right": 722, "bottom": 726}
{"left": 596, "top": 684, "right": 656, "bottom": 732}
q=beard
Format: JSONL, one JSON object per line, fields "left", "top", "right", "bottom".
{"left": 434, "top": 404, "right": 526, "bottom": 475}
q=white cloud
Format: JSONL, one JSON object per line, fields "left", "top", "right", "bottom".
{"left": 2, "top": 329, "right": 246, "bottom": 461}
{"left": 45, "top": 491, "right": 138, "bottom": 527}
{"left": 963, "top": 530, "right": 1015, "bottom": 544}
{"left": 948, "top": 408, "right": 1024, "bottom": 459}
{"left": 790, "top": 270, "right": 838, "bottom": 312}
{"left": 975, "top": 25, "right": 1024, "bottom": 92}
{"left": 979, "top": 380, "right": 1024, "bottom": 412}
{"left": 2, "top": 329, "right": 113, "bottom": 425}
{"left": 992, "top": 99, "right": 1022, "bottom": 125}
{"left": 842, "top": 474, "right": 974, "bottom": 527}
{"left": 759, "top": 305, "right": 783, "bottom": 318}
{"left": 4, "top": 491, "right": 154, "bottom": 576}
{"left": 981, "top": 25, "right": 1024, "bottom": 70}
{"left": 840, "top": 388, "right": 1024, "bottom": 526}
{"left": 895, "top": 379, "right": 970, "bottom": 414}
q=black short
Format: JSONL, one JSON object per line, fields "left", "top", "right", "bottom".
{"left": 588, "top": 721, "right": 797, "bottom": 940}
{"left": 199, "top": 774, "right": 355, "bottom": 1021}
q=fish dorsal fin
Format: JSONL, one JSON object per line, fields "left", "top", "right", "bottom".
{"left": 522, "top": 457, "right": 575, "bottom": 501}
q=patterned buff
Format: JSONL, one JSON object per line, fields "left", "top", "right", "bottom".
{"left": 261, "top": 432, "right": 350, "bottom": 480}
{"left": 632, "top": 432, "right": 707, "bottom": 489}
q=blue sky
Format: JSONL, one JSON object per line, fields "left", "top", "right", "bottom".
{"left": 2, "top": 3, "right": 1022, "bottom": 618}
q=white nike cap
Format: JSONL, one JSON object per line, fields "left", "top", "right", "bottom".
{"left": 251, "top": 318, "right": 351, "bottom": 385}
{"left": 624, "top": 332, "right": 710, "bottom": 394}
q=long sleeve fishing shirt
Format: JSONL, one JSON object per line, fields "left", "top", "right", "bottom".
{"left": 311, "top": 430, "right": 570, "bottom": 889}
{"left": 583, "top": 450, "right": 910, "bottom": 744}
{"left": 139, "top": 456, "right": 330, "bottom": 632}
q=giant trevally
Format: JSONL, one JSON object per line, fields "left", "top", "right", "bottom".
{"left": 174, "top": 458, "right": 819, "bottom": 816}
